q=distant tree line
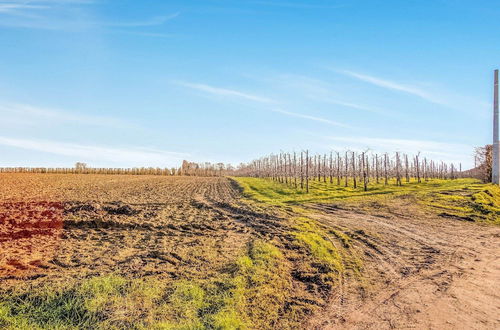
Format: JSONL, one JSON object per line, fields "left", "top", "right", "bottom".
{"left": 0, "top": 160, "right": 235, "bottom": 177}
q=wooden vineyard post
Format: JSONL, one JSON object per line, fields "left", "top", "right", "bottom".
{"left": 366, "top": 153, "right": 370, "bottom": 185}
{"left": 278, "top": 154, "right": 282, "bottom": 183}
{"left": 323, "top": 154, "right": 327, "bottom": 183}
{"left": 352, "top": 151, "right": 357, "bottom": 189}
{"left": 405, "top": 154, "right": 410, "bottom": 183}
{"left": 300, "top": 152, "right": 304, "bottom": 189}
{"left": 362, "top": 152, "right": 367, "bottom": 191}
{"left": 336, "top": 152, "right": 341, "bottom": 185}
{"left": 283, "top": 154, "right": 288, "bottom": 185}
{"left": 312, "top": 155, "right": 315, "bottom": 181}
{"left": 424, "top": 158, "right": 428, "bottom": 181}
{"left": 396, "top": 152, "right": 402, "bottom": 186}
{"left": 329, "top": 152, "right": 333, "bottom": 184}
{"left": 317, "top": 155, "right": 321, "bottom": 181}
{"left": 384, "top": 153, "right": 388, "bottom": 185}
{"left": 293, "top": 152, "right": 297, "bottom": 188}
{"left": 288, "top": 153, "right": 292, "bottom": 186}
{"left": 306, "top": 150, "right": 309, "bottom": 193}
{"left": 416, "top": 153, "right": 421, "bottom": 183}
{"left": 345, "top": 151, "right": 349, "bottom": 187}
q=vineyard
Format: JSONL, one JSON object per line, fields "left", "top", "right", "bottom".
{"left": 237, "top": 151, "right": 465, "bottom": 192}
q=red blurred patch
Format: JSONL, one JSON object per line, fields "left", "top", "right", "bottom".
{"left": 0, "top": 201, "right": 63, "bottom": 278}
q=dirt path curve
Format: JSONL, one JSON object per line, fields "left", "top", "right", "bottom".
{"left": 306, "top": 208, "right": 500, "bottom": 330}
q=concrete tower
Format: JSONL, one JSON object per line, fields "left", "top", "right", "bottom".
{"left": 493, "top": 69, "right": 499, "bottom": 184}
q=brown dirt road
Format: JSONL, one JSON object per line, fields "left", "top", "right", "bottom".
{"left": 307, "top": 205, "right": 500, "bottom": 330}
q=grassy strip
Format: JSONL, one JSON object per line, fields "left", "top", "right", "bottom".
{"left": 0, "top": 276, "right": 169, "bottom": 329}
{"left": 421, "top": 184, "right": 500, "bottom": 224}
{"left": 212, "top": 240, "right": 291, "bottom": 329}
{"left": 234, "top": 177, "right": 365, "bottom": 273}
{"left": 235, "top": 177, "right": 499, "bottom": 224}
{"left": 0, "top": 240, "right": 291, "bottom": 330}
{"left": 292, "top": 217, "right": 343, "bottom": 276}
{"left": 234, "top": 177, "right": 365, "bottom": 315}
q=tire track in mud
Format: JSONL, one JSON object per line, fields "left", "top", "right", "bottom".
{"left": 305, "top": 206, "right": 500, "bottom": 330}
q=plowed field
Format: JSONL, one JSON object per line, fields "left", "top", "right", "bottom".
{"left": 0, "top": 174, "right": 281, "bottom": 284}
{"left": 1, "top": 174, "right": 498, "bottom": 329}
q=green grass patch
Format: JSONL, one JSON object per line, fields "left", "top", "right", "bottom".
{"left": 212, "top": 240, "right": 291, "bottom": 329}
{"left": 0, "top": 240, "right": 293, "bottom": 330}
{"left": 0, "top": 275, "right": 170, "bottom": 330}
{"left": 422, "top": 184, "right": 500, "bottom": 224}
{"left": 292, "top": 217, "right": 343, "bottom": 275}
{"left": 329, "top": 229, "right": 352, "bottom": 248}
{"left": 234, "top": 177, "right": 499, "bottom": 224}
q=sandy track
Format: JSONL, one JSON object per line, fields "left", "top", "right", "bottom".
{"left": 307, "top": 207, "right": 500, "bottom": 330}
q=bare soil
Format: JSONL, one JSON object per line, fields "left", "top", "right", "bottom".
{"left": 1, "top": 174, "right": 498, "bottom": 329}
{"left": 0, "top": 174, "right": 282, "bottom": 286}
{"left": 306, "top": 202, "right": 500, "bottom": 330}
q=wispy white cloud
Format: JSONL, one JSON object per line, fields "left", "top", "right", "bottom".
{"left": 0, "top": 1, "right": 179, "bottom": 31}
{"left": 0, "top": 0, "right": 91, "bottom": 15}
{"left": 0, "top": 136, "right": 189, "bottom": 166}
{"left": 102, "top": 13, "right": 179, "bottom": 28}
{"left": 0, "top": 102, "right": 133, "bottom": 128}
{"left": 107, "top": 30, "right": 176, "bottom": 38}
{"left": 0, "top": 3, "right": 47, "bottom": 13}
{"left": 175, "top": 81, "right": 276, "bottom": 104}
{"left": 324, "top": 136, "right": 472, "bottom": 163}
{"left": 270, "top": 108, "right": 350, "bottom": 128}
{"left": 273, "top": 74, "right": 390, "bottom": 114}
{"left": 249, "top": 1, "right": 345, "bottom": 9}
{"left": 338, "top": 70, "right": 446, "bottom": 106}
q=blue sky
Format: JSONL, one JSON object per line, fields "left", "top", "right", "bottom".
{"left": 0, "top": 0, "right": 498, "bottom": 169}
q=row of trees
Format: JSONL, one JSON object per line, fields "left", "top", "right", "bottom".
{"left": 3, "top": 148, "right": 491, "bottom": 189}
{"left": 0, "top": 161, "right": 235, "bottom": 177}
{"left": 235, "top": 150, "right": 464, "bottom": 192}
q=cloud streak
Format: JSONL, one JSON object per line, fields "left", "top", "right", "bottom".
{"left": 175, "top": 80, "right": 351, "bottom": 127}
{"left": 175, "top": 80, "right": 352, "bottom": 128}
{"left": 103, "top": 13, "right": 179, "bottom": 28}
{"left": 339, "top": 70, "right": 446, "bottom": 106}
{"left": 270, "top": 108, "right": 350, "bottom": 128}
{"left": 0, "top": 102, "right": 133, "bottom": 128}
{"left": 175, "top": 81, "right": 275, "bottom": 104}
{"left": 0, "top": 136, "right": 189, "bottom": 166}
{"left": 269, "top": 74, "right": 390, "bottom": 115}
{"left": 0, "top": 3, "right": 47, "bottom": 13}
{"left": 249, "top": 1, "right": 345, "bottom": 9}
{"left": 0, "top": 1, "right": 179, "bottom": 31}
